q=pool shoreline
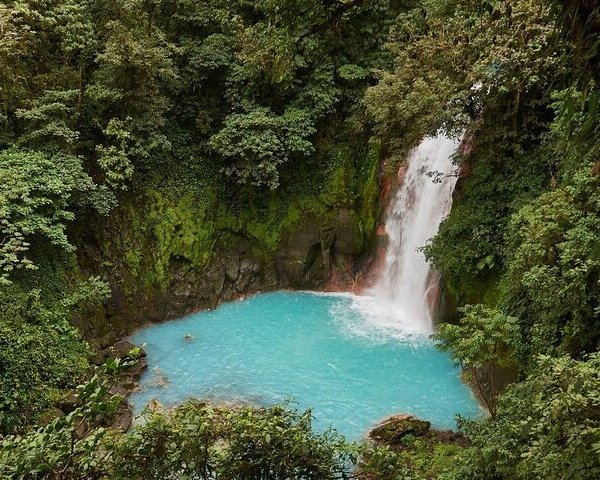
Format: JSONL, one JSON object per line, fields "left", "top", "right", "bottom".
{"left": 117, "top": 291, "right": 484, "bottom": 439}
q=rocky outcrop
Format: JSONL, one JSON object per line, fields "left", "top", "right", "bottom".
{"left": 275, "top": 214, "right": 331, "bottom": 287}
{"left": 369, "top": 414, "right": 431, "bottom": 445}
{"left": 368, "top": 414, "right": 469, "bottom": 449}
{"left": 273, "top": 209, "right": 368, "bottom": 288}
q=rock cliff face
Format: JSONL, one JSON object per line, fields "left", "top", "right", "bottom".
{"left": 72, "top": 142, "right": 466, "bottom": 341}
{"left": 73, "top": 196, "right": 375, "bottom": 341}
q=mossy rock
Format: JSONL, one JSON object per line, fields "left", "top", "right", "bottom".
{"left": 369, "top": 414, "right": 431, "bottom": 445}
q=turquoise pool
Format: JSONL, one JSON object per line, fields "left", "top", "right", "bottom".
{"left": 129, "top": 291, "right": 482, "bottom": 439}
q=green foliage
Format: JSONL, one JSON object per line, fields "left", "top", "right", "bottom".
{"left": 1, "top": 383, "right": 358, "bottom": 479}
{"left": 424, "top": 145, "right": 551, "bottom": 303}
{"left": 0, "top": 374, "right": 123, "bottom": 479}
{"left": 0, "top": 283, "right": 100, "bottom": 434}
{"left": 500, "top": 88, "right": 600, "bottom": 357}
{"left": 0, "top": 149, "right": 93, "bottom": 285}
{"left": 112, "top": 402, "right": 354, "bottom": 480}
{"left": 357, "top": 445, "right": 414, "bottom": 480}
{"left": 16, "top": 90, "right": 80, "bottom": 152}
{"left": 454, "top": 354, "right": 600, "bottom": 480}
{"left": 359, "top": 438, "right": 467, "bottom": 480}
{"left": 504, "top": 176, "right": 600, "bottom": 356}
{"left": 99, "top": 189, "right": 220, "bottom": 291}
{"left": 95, "top": 118, "right": 134, "bottom": 190}
{"left": 209, "top": 107, "right": 316, "bottom": 189}
{"left": 434, "top": 305, "right": 520, "bottom": 417}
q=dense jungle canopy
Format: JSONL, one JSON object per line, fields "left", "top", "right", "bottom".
{"left": 1, "top": 0, "right": 600, "bottom": 479}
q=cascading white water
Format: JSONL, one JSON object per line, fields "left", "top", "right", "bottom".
{"left": 351, "top": 134, "right": 460, "bottom": 338}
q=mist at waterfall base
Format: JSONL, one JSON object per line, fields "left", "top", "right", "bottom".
{"left": 129, "top": 135, "right": 482, "bottom": 439}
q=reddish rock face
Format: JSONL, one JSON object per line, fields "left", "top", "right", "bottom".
{"left": 459, "top": 161, "right": 472, "bottom": 178}
{"left": 396, "top": 164, "right": 408, "bottom": 188}
{"left": 323, "top": 264, "right": 352, "bottom": 293}
{"left": 354, "top": 161, "right": 410, "bottom": 294}
{"left": 425, "top": 271, "right": 442, "bottom": 317}
{"left": 352, "top": 247, "right": 385, "bottom": 293}
{"left": 378, "top": 162, "right": 408, "bottom": 215}
{"left": 322, "top": 158, "right": 411, "bottom": 295}
{"left": 458, "top": 131, "right": 475, "bottom": 156}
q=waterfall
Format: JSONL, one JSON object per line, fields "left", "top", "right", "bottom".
{"left": 352, "top": 134, "right": 460, "bottom": 337}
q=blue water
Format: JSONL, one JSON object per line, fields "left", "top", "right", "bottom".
{"left": 130, "top": 291, "right": 482, "bottom": 439}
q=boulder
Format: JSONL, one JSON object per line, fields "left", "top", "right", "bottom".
{"left": 111, "top": 405, "right": 133, "bottom": 431}
{"left": 108, "top": 340, "right": 147, "bottom": 360}
{"left": 98, "top": 330, "right": 118, "bottom": 350}
{"left": 239, "top": 258, "right": 260, "bottom": 275}
{"left": 90, "top": 350, "right": 107, "bottom": 366}
{"left": 369, "top": 414, "right": 431, "bottom": 445}
{"left": 127, "top": 357, "right": 148, "bottom": 378}
{"left": 224, "top": 255, "right": 240, "bottom": 282}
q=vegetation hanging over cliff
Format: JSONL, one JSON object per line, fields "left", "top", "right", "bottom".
{"left": 2, "top": 0, "right": 600, "bottom": 479}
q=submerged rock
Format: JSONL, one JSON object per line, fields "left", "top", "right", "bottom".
{"left": 150, "top": 368, "right": 170, "bottom": 389}
{"left": 369, "top": 414, "right": 431, "bottom": 445}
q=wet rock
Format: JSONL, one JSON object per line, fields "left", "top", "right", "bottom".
{"left": 90, "top": 350, "right": 107, "bottom": 366}
{"left": 74, "top": 197, "right": 374, "bottom": 342}
{"left": 109, "top": 384, "right": 130, "bottom": 397}
{"left": 203, "top": 263, "right": 226, "bottom": 297}
{"left": 104, "top": 286, "right": 126, "bottom": 317}
{"left": 276, "top": 216, "right": 327, "bottom": 286}
{"left": 224, "top": 255, "right": 240, "bottom": 282}
{"left": 98, "top": 331, "right": 118, "bottom": 350}
{"left": 128, "top": 357, "right": 148, "bottom": 378}
{"left": 234, "top": 273, "right": 251, "bottom": 293}
{"left": 369, "top": 414, "right": 431, "bottom": 445}
{"left": 240, "top": 258, "right": 260, "bottom": 275}
{"left": 112, "top": 405, "right": 133, "bottom": 431}
{"left": 110, "top": 340, "right": 147, "bottom": 359}
{"left": 333, "top": 209, "right": 363, "bottom": 257}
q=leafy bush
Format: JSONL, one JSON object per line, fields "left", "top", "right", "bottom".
{"left": 1, "top": 380, "right": 358, "bottom": 480}
{"left": 0, "top": 149, "right": 93, "bottom": 284}
{"left": 0, "top": 287, "right": 91, "bottom": 434}
{"left": 454, "top": 354, "right": 600, "bottom": 480}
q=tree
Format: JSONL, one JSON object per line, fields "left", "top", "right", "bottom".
{"left": 90, "top": 11, "right": 178, "bottom": 175}
{"left": 16, "top": 90, "right": 81, "bottom": 152}
{"left": 0, "top": 3, "right": 32, "bottom": 145}
{"left": 209, "top": 107, "right": 316, "bottom": 189}
{"left": 433, "top": 305, "right": 521, "bottom": 418}
{"left": 0, "top": 149, "right": 93, "bottom": 284}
